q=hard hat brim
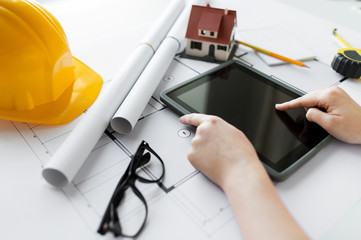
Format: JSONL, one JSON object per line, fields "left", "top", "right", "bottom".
{"left": 0, "top": 57, "right": 103, "bottom": 125}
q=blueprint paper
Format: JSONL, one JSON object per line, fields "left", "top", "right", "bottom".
{"left": 237, "top": 26, "right": 316, "bottom": 66}
{"left": 2, "top": 0, "right": 361, "bottom": 239}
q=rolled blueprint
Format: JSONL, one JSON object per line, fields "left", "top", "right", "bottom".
{"left": 111, "top": 0, "right": 206, "bottom": 134}
{"left": 42, "top": 0, "right": 185, "bottom": 188}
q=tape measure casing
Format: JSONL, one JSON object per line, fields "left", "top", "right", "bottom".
{"left": 331, "top": 48, "right": 361, "bottom": 78}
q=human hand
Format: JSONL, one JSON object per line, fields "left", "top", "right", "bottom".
{"left": 179, "top": 113, "right": 265, "bottom": 190}
{"left": 276, "top": 86, "right": 361, "bottom": 144}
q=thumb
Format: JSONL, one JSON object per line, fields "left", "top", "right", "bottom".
{"left": 305, "top": 108, "right": 330, "bottom": 129}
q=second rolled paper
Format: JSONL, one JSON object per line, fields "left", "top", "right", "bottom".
{"left": 111, "top": 0, "right": 206, "bottom": 134}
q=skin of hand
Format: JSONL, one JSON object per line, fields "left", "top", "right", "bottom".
{"left": 179, "top": 113, "right": 261, "bottom": 188}
{"left": 276, "top": 86, "right": 361, "bottom": 144}
{"left": 180, "top": 113, "right": 309, "bottom": 240}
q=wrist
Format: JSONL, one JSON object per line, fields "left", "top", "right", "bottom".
{"left": 221, "top": 158, "right": 269, "bottom": 195}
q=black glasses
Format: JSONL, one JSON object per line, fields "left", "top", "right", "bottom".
{"left": 97, "top": 140, "right": 165, "bottom": 238}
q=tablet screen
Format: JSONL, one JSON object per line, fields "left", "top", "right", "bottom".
{"left": 164, "top": 61, "right": 329, "bottom": 174}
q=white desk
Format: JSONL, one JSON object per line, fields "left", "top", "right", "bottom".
{"left": 1, "top": 0, "right": 361, "bottom": 239}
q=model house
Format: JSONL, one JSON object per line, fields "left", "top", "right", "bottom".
{"left": 185, "top": 3, "right": 237, "bottom": 62}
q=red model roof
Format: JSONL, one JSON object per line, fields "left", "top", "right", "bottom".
{"left": 186, "top": 5, "right": 237, "bottom": 45}
{"left": 198, "top": 11, "right": 222, "bottom": 32}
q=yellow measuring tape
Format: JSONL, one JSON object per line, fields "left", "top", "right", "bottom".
{"left": 331, "top": 29, "right": 361, "bottom": 79}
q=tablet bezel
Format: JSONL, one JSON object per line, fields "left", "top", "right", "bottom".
{"left": 160, "top": 60, "right": 331, "bottom": 181}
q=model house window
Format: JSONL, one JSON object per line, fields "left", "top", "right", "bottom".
{"left": 210, "top": 32, "right": 214, "bottom": 36}
{"left": 191, "top": 41, "right": 202, "bottom": 50}
{"left": 217, "top": 45, "right": 227, "bottom": 51}
{"left": 201, "top": 30, "right": 206, "bottom": 35}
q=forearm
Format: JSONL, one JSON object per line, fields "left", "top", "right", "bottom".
{"left": 223, "top": 163, "right": 309, "bottom": 240}
{"left": 180, "top": 113, "right": 309, "bottom": 238}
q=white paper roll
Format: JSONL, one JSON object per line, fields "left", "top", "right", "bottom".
{"left": 42, "top": 0, "right": 185, "bottom": 188}
{"left": 111, "top": 38, "right": 179, "bottom": 133}
{"left": 111, "top": 0, "right": 206, "bottom": 134}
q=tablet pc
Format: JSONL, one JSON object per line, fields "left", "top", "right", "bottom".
{"left": 160, "top": 60, "right": 330, "bottom": 181}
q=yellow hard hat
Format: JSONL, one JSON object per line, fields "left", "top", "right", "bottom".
{"left": 0, "top": 0, "right": 103, "bottom": 125}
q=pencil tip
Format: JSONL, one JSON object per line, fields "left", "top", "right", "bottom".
{"left": 303, "top": 64, "right": 310, "bottom": 68}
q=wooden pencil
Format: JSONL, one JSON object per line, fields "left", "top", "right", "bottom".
{"left": 236, "top": 40, "right": 309, "bottom": 68}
